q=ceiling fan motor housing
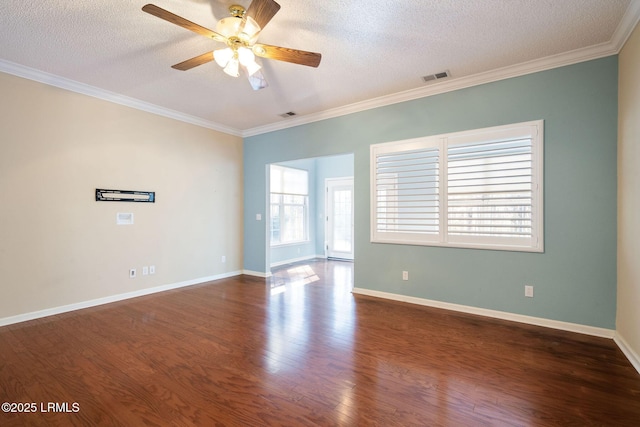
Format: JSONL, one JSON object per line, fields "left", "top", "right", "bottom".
{"left": 228, "top": 5, "right": 246, "bottom": 18}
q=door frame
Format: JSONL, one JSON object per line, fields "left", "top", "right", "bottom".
{"left": 325, "top": 177, "right": 355, "bottom": 260}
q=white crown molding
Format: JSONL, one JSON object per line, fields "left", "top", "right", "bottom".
{"left": 0, "top": 270, "right": 242, "bottom": 327}
{"left": 352, "top": 288, "right": 616, "bottom": 339}
{"left": 0, "top": 59, "right": 242, "bottom": 137}
{"left": 2, "top": 1, "right": 638, "bottom": 139}
{"left": 613, "top": 0, "right": 640, "bottom": 50}
{"left": 243, "top": 1, "right": 640, "bottom": 138}
{"left": 243, "top": 42, "right": 618, "bottom": 137}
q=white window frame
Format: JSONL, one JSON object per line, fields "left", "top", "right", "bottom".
{"left": 270, "top": 165, "right": 309, "bottom": 247}
{"left": 370, "top": 120, "right": 544, "bottom": 252}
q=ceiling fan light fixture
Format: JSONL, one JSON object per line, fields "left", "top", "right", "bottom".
{"left": 238, "top": 47, "right": 255, "bottom": 65}
{"left": 213, "top": 48, "right": 234, "bottom": 67}
{"left": 244, "top": 60, "right": 262, "bottom": 77}
{"left": 223, "top": 57, "right": 240, "bottom": 77}
{"left": 238, "top": 47, "right": 261, "bottom": 76}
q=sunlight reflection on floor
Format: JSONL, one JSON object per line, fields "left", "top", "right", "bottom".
{"left": 265, "top": 260, "right": 356, "bottom": 378}
{"left": 269, "top": 264, "right": 320, "bottom": 295}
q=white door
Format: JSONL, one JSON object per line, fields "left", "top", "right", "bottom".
{"left": 326, "top": 178, "right": 354, "bottom": 260}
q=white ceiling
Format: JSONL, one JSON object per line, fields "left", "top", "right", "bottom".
{"left": 1, "top": 0, "right": 639, "bottom": 136}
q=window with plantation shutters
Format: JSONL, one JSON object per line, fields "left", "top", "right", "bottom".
{"left": 371, "top": 120, "right": 543, "bottom": 252}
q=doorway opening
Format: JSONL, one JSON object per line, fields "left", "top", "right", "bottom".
{"left": 266, "top": 153, "right": 354, "bottom": 272}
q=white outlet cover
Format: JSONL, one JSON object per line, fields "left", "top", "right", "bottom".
{"left": 142, "top": 266, "right": 149, "bottom": 275}
{"left": 149, "top": 265, "right": 155, "bottom": 274}
{"left": 525, "top": 285, "right": 534, "bottom": 297}
{"left": 117, "top": 212, "right": 134, "bottom": 225}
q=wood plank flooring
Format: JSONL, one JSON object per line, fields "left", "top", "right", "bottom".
{"left": 1, "top": 259, "right": 639, "bottom": 426}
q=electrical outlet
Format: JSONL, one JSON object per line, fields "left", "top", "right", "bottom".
{"left": 142, "top": 266, "right": 149, "bottom": 276}
{"left": 525, "top": 285, "right": 534, "bottom": 297}
{"left": 129, "top": 268, "right": 136, "bottom": 279}
{"left": 149, "top": 265, "right": 155, "bottom": 275}
{"left": 402, "top": 271, "right": 409, "bottom": 281}
{"left": 221, "top": 255, "right": 226, "bottom": 263}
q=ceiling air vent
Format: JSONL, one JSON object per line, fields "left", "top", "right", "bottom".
{"left": 422, "top": 70, "right": 451, "bottom": 83}
{"left": 279, "top": 111, "right": 297, "bottom": 118}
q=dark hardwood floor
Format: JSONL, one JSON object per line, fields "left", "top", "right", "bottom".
{"left": 1, "top": 259, "right": 639, "bottom": 426}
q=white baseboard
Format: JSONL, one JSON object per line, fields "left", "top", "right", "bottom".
{"left": 0, "top": 270, "right": 242, "bottom": 327}
{"left": 269, "top": 255, "right": 319, "bottom": 268}
{"left": 614, "top": 333, "right": 640, "bottom": 375}
{"left": 245, "top": 256, "right": 327, "bottom": 277}
{"left": 352, "top": 288, "right": 616, "bottom": 339}
{"left": 242, "top": 269, "right": 272, "bottom": 278}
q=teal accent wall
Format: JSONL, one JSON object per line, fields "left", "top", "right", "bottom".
{"left": 244, "top": 56, "right": 618, "bottom": 328}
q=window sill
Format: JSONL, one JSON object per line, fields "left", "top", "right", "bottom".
{"left": 270, "top": 240, "right": 311, "bottom": 248}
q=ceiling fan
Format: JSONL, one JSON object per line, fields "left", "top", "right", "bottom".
{"left": 142, "top": 0, "right": 322, "bottom": 90}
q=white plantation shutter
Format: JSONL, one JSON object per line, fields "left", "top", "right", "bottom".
{"left": 372, "top": 138, "right": 441, "bottom": 245}
{"left": 446, "top": 124, "right": 540, "bottom": 248}
{"left": 371, "top": 121, "right": 543, "bottom": 252}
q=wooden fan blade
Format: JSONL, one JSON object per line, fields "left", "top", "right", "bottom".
{"left": 142, "top": 4, "right": 226, "bottom": 42}
{"left": 246, "top": 0, "right": 281, "bottom": 29}
{"left": 171, "top": 52, "right": 214, "bottom": 71}
{"left": 253, "top": 44, "right": 321, "bottom": 68}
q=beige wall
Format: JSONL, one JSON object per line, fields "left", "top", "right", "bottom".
{"left": 618, "top": 21, "right": 640, "bottom": 363}
{"left": 0, "top": 72, "right": 243, "bottom": 321}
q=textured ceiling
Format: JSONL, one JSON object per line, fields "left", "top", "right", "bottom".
{"left": 0, "top": 0, "right": 638, "bottom": 135}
